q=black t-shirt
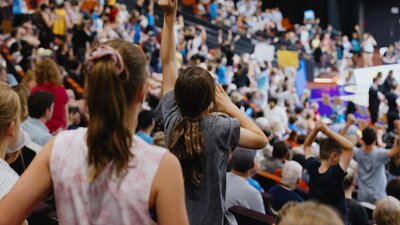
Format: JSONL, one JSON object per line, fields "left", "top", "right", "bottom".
{"left": 386, "top": 91, "right": 399, "bottom": 116}
{"left": 368, "top": 86, "right": 380, "bottom": 111}
{"left": 305, "top": 157, "right": 347, "bottom": 222}
{"left": 346, "top": 199, "right": 369, "bottom": 225}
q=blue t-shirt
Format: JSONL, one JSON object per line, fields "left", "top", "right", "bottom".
{"left": 353, "top": 147, "right": 389, "bottom": 203}
{"left": 268, "top": 185, "right": 303, "bottom": 211}
{"left": 217, "top": 66, "right": 227, "bottom": 85}
{"left": 305, "top": 157, "right": 347, "bottom": 222}
{"left": 209, "top": 2, "right": 218, "bottom": 20}
{"left": 136, "top": 131, "right": 154, "bottom": 145}
{"left": 351, "top": 39, "right": 360, "bottom": 52}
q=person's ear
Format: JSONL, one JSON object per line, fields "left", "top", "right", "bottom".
{"left": 5, "top": 121, "right": 17, "bottom": 137}
{"left": 136, "top": 83, "right": 147, "bottom": 104}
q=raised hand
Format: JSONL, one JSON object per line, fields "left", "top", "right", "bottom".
{"left": 315, "top": 120, "right": 329, "bottom": 133}
{"left": 211, "top": 84, "right": 236, "bottom": 114}
{"left": 346, "top": 114, "right": 356, "bottom": 125}
{"left": 157, "top": 0, "right": 177, "bottom": 15}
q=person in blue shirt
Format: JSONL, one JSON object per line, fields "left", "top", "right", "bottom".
{"left": 209, "top": 0, "right": 218, "bottom": 21}
{"left": 136, "top": 110, "right": 155, "bottom": 144}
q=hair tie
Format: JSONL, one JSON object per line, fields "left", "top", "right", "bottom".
{"left": 85, "top": 45, "right": 125, "bottom": 75}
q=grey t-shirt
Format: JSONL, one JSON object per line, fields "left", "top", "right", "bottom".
{"left": 353, "top": 147, "right": 389, "bottom": 203}
{"left": 155, "top": 91, "right": 240, "bottom": 225}
{"left": 225, "top": 172, "right": 265, "bottom": 213}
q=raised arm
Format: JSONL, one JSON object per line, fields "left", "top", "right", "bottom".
{"left": 388, "top": 120, "right": 400, "bottom": 158}
{"left": 318, "top": 121, "right": 353, "bottom": 171}
{"left": 304, "top": 126, "right": 319, "bottom": 159}
{"left": 213, "top": 84, "right": 267, "bottom": 149}
{"left": 159, "top": 0, "right": 178, "bottom": 96}
{"left": 339, "top": 114, "right": 356, "bottom": 136}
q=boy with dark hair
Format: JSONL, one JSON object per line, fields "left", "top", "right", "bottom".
{"left": 304, "top": 121, "right": 353, "bottom": 222}
{"left": 262, "top": 141, "right": 289, "bottom": 174}
{"left": 348, "top": 123, "right": 400, "bottom": 203}
{"left": 21, "top": 91, "right": 54, "bottom": 146}
{"left": 136, "top": 110, "right": 155, "bottom": 144}
{"left": 344, "top": 173, "right": 369, "bottom": 225}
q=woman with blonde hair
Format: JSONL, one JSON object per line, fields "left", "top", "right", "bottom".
{"left": 373, "top": 196, "right": 400, "bottom": 225}
{"left": 279, "top": 201, "right": 344, "bottom": 225}
{"left": 31, "top": 57, "right": 69, "bottom": 133}
{"left": 0, "top": 83, "right": 22, "bottom": 200}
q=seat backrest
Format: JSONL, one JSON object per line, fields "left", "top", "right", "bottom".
{"left": 229, "top": 206, "right": 276, "bottom": 225}
{"left": 254, "top": 171, "right": 281, "bottom": 192}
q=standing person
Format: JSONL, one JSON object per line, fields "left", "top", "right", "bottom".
{"left": 361, "top": 33, "right": 377, "bottom": 67}
{"left": 0, "top": 39, "right": 189, "bottom": 225}
{"left": 349, "top": 126, "right": 400, "bottom": 204}
{"left": 382, "top": 70, "right": 396, "bottom": 95}
{"left": 52, "top": 3, "right": 67, "bottom": 40}
{"left": 31, "top": 58, "right": 69, "bottom": 134}
{"left": 369, "top": 76, "right": 383, "bottom": 125}
{"left": 386, "top": 83, "right": 399, "bottom": 133}
{"left": 304, "top": 121, "right": 354, "bottom": 223}
{"left": 36, "top": 4, "right": 54, "bottom": 49}
{"left": 156, "top": 1, "right": 268, "bottom": 225}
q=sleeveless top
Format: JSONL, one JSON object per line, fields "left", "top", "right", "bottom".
{"left": 50, "top": 128, "right": 167, "bottom": 225}
{"left": 0, "top": 159, "right": 19, "bottom": 200}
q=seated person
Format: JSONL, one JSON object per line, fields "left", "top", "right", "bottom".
{"left": 261, "top": 141, "right": 289, "bottom": 174}
{"left": 226, "top": 147, "right": 265, "bottom": 213}
{"left": 373, "top": 196, "right": 400, "bottom": 225}
{"left": 279, "top": 201, "right": 344, "bottom": 225}
{"left": 344, "top": 172, "right": 369, "bottom": 225}
{"left": 136, "top": 110, "right": 155, "bottom": 144}
{"left": 268, "top": 160, "right": 304, "bottom": 211}
{"left": 21, "top": 91, "right": 54, "bottom": 147}
{"left": 351, "top": 125, "right": 400, "bottom": 204}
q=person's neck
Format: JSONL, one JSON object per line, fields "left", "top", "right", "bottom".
{"left": 280, "top": 183, "right": 295, "bottom": 191}
{"left": 364, "top": 144, "right": 374, "bottom": 153}
{"left": 139, "top": 128, "right": 152, "bottom": 136}
{"left": 37, "top": 117, "right": 48, "bottom": 125}
{"left": 0, "top": 139, "right": 7, "bottom": 160}
{"left": 319, "top": 160, "right": 332, "bottom": 173}
{"left": 231, "top": 169, "right": 249, "bottom": 179}
{"left": 345, "top": 189, "right": 353, "bottom": 199}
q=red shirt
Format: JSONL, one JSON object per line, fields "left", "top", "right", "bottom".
{"left": 31, "top": 83, "right": 69, "bottom": 133}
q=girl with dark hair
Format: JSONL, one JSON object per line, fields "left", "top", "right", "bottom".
{"left": 156, "top": 1, "right": 268, "bottom": 225}
{"left": 0, "top": 39, "right": 189, "bottom": 224}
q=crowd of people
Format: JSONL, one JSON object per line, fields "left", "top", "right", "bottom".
{"left": 0, "top": 0, "right": 400, "bottom": 225}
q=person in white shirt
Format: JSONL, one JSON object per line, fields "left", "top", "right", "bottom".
{"left": 226, "top": 147, "right": 265, "bottom": 213}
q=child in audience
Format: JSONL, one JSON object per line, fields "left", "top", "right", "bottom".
{"left": 373, "top": 196, "right": 400, "bottom": 225}
{"left": 0, "top": 39, "right": 189, "bottom": 225}
{"left": 155, "top": 1, "right": 267, "bottom": 225}
{"left": 279, "top": 201, "right": 344, "bottom": 225}
{"left": 349, "top": 124, "right": 400, "bottom": 204}
{"left": 343, "top": 172, "right": 369, "bottom": 225}
{"left": 304, "top": 121, "right": 353, "bottom": 223}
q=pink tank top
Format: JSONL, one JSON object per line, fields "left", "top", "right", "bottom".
{"left": 50, "top": 128, "right": 167, "bottom": 225}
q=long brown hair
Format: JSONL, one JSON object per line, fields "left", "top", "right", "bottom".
{"left": 168, "top": 67, "right": 215, "bottom": 187}
{"left": 86, "top": 40, "right": 147, "bottom": 181}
